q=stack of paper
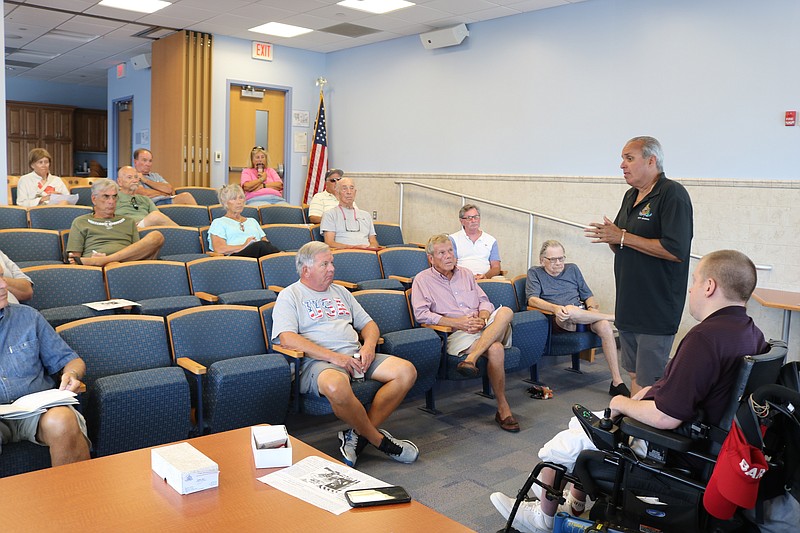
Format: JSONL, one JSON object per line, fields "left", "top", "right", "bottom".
{"left": 0, "top": 389, "right": 78, "bottom": 419}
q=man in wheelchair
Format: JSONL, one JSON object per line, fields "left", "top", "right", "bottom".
{"left": 491, "top": 250, "right": 771, "bottom": 532}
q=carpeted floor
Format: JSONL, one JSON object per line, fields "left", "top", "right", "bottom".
{"left": 287, "top": 352, "right": 619, "bottom": 532}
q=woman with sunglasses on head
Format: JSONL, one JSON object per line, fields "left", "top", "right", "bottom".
{"left": 307, "top": 168, "right": 359, "bottom": 224}
{"left": 240, "top": 146, "right": 288, "bottom": 206}
{"left": 17, "top": 147, "right": 71, "bottom": 207}
{"left": 207, "top": 184, "right": 281, "bottom": 258}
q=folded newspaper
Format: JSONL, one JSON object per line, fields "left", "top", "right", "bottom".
{"left": 0, "top": 389, "right": 79, "bottom": 420}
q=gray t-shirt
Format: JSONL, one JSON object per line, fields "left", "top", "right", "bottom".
{"left": 271, "top": 281, "right": 373, "bottom": 356}
{"left": 0, "top": 249, "right": 32, "bottom": 304}
{"left": 320, "top": 206, "right": 376, "bottom": 246}
{"left": 525, "top": 264, "right": 593, "bottom": 307}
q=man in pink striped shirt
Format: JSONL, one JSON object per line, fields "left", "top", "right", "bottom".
{"left": 411, "top": 234, "right": 518, "bottom": 432}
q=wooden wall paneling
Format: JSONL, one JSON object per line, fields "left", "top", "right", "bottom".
{"left": 151, "top": 31, "right": 188, "bottom": 188}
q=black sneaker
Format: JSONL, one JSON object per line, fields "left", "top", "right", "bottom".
{"left": 609, "top": 382, "right": 630, "bottom": 397}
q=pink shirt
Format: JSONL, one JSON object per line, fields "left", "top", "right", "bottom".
{"left": 411, "top": 266, "right": 494, "bottom": 325}
{"left": 240, "top": 167, "right": 283, "bottom": 201}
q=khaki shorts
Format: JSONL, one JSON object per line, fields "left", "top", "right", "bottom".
{"left": 446, "top": 307, "right": 513, "bottom": 356}
{"left": 0, "top": 405, "right": 89, "bottom": 449}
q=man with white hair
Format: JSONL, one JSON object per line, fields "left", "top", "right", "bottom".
{"left": 271, "top": 241, "right": 418, "bottom": 468}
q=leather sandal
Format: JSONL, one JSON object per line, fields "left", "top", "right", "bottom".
{"left": 456, "top": 360, "right": 479, "bottom": 378}
{"left": 495, "top": 412, "right": 520, "bottom": 432}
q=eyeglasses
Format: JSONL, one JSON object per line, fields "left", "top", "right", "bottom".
{"left": 460, "top": 215, "right": 480, "bottom": 221}
{"left": 327, "top": 177, "right": 341, "bottom": 183}
{"left": 543, "top": 256, "right": 566, "bottom": 263}
{"left": 251, "top": 146, "right": 265, "bottom": 152}
{"left": 130, "top": 197, "right": 139, "bottom": 210}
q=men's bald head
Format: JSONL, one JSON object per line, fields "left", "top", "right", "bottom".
{"left": 337, "top": 177, "right": 357, "bottom": 208}
{"left": 117, "top": 166, "right": 140, "bottom": 194}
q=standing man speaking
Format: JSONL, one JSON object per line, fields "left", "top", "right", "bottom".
{"left": 585, "top": 136, "right": 693, "bottom": 395}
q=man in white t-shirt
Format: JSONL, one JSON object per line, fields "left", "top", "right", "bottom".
{"left": 271, "top": 242, "right": 418, "bottom": 468}
{"left": 449, "top": 204, "right": 501, "bottom": 279}
{"left": 0, "top": 250, "right": 33, "bottom": 304}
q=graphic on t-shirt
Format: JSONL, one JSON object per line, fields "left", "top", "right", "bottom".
{"left": 303, "top": 297, "right": 352, "bottom": 320}
{"left": 638, "top": 203, "right": 653, "bottom": 220}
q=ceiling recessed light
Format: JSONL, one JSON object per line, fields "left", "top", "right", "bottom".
{"left": 336, "top": 0, "right": 414, "bottom": 15}
{"left": 98, "top": 0, "right": 171, "bottom": 14}
{"left": 248, "top": 22, "right": 313, "bottom": 38}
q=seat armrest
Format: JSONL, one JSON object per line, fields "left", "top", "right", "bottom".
{"left": 176, "top": 357, "right": 207, "bottom": 375}
{"left": 388, "top": 275, "right": 413, "bottom": 283}
{"left": 619, "top": 417, "right": 694, "bottom": 452}
{"left": 528, "top": 304, "right": 554, "bottom": 315}
{"left": 332, "top": 280, "right": 357, "bottom": 290}
{"left": 422, "top": 323, "right": 453, "bottom": 333}
{"left": 206, "top": 252, "right": 224, "bottom": 257}
{"left": 272, "top": 345, "right": 304, "bottom": 359}
{"left": 267, "top": 285, "right": 284, "bottom": 293}
{"left": 194, "top": 291, "right": 219, "bottom": 303}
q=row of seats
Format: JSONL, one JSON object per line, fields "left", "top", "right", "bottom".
{"left": 7, "top": 184, "right": 222, "bottom": 209}
{"left": 20, "top": 248, "right": 433, "bottom": 325}
{"left": 0, "top": 203, "right": 308, "bottom": 229}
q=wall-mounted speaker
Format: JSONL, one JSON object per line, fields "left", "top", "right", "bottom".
{"left": 131, "top": 53, "right": 152, "bottom": 70}
{"left": 420, "top": 24, "right": 469, "bottom": 50}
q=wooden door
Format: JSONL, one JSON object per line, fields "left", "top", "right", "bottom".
{"left": 227, "top": 85, "right": 285, "bottom": 187}
{"left": 7, "top": 103, "right": 39, "bottom": 138}
{"left": 117, "top": 104, "right": 132, "bottom": 169}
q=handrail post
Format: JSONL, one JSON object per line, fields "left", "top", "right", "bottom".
{"left": 398, "top": 183, "right": 405, "bottom": 231}
{"left": 528, "top": 213, "right": 534, "bottom": 271}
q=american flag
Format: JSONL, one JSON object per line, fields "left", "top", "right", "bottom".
{"left": 303, "top": 92, "right": 328, "bottom": 204}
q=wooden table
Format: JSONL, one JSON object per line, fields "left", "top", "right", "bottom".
{"left": 752, "top": 287, "right": 800, "bottom": 343}
{"left": 0, "top": 428, "right": 471, "bottom": 532}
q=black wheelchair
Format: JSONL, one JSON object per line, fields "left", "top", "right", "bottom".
{"left": 500, "top": 341, "right": 800, "bottom": 533}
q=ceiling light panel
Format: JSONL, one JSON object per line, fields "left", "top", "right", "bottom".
{"left": 248, "top": 22, "right": 313, "bottom": 38}
{"left": 337, "top": 0, "right": 415, "bottom": 15}
{"left": 98, "top": 0, "right": 172, "bottom": 14}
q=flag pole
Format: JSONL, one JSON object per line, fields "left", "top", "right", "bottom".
{"left": 303, "top": 77, "right": 329, "bottom": 205}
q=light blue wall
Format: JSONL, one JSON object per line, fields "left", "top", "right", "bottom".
{"left": 107, "top": 59, "right": 151, "bottom": 174}
{"left": 5, "top": 78, "right": 106, "bottom": 109}
{"left": 210, "top": 36, "right": 326, "bottom": 203}
{"left": 326, "top": 0, "right": 800, "bottom": 180}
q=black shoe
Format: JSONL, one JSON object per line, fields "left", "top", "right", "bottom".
{"left": 609, "top": 382, "right": 630, "bottom": 397}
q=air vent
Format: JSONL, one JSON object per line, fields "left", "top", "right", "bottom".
{"left": 319, "top": 23, "right": 380, "bottom": 38}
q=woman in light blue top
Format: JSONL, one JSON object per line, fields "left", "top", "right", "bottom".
{"left": 207, "top": 184, "right": 281, "bottom": 258}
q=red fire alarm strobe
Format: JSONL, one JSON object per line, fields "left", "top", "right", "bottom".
{"left": 785, "top": 110, "right": 796, "bottom": 126}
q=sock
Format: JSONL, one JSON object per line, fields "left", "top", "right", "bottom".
{"left": 355, "top": 432, "right": 369, "bottom": 455}
{"left": 566, "top": 492, "right": 586, "bottom": 515}
{"left": 378, "top": 436, "right": 402, "bottom": 455}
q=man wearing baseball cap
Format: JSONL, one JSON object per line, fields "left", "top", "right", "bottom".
{"left": 491, "top": 249, "right": 769, "bottom": 533}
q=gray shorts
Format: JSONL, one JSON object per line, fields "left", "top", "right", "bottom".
{"left": 300, "top": 352, "right": 392, "bottom": 397}
{"left": 618, "top": 330, "right": 674, "bottom": 386}
{"left": 0, "top": 405, "right": 89, "bottom": 451}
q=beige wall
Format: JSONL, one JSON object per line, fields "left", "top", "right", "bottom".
{"left": 352, "top": 173, "right": 800, "bottom": 355}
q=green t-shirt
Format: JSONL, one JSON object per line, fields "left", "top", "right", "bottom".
{"left": 115, "top": 192, "right": 157, "bottom": 223}
{"left": 66, "top": 214, "right": 140, "bottom": 255}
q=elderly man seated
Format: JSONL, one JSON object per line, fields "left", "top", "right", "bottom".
{"left": 132, "top": 148, "right": 197, "bottom": 206}
{"left": 307, "top": 169, "right": 358, "bottom": 224}
{"left": 492, "top": 250, "right": 768, "bottom": 533}
{"left": 411, "top": 234, "right": 519, "bottom": 432}
{"left": 526, "top": 239, "right": 628, "bottom": 397}
{"left": 115, "top": 166, "right": 178, "bottom": 228}
{"left": 271, "top": 241, "right": 418, "bottom": 468}
{"left": 0, "top": 277, "right": 90, "bottom": 466}
{"left": 65, "top": 179, "right": 164, "bottom": 266}
{"left": 450, "top": 204, "right": 502, "bottom": 279}
{"left": 320, "top": 177, "right": 381, "bottom": 250}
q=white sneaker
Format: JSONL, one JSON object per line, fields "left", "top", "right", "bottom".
{"left": 490, "top": 492, "right": 554, "bottom": 533}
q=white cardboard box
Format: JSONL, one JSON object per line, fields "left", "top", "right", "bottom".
{"left": 251, "top": 425, "right": 292, "bottom": 469}
{"left": 151, "top": 442, "right": 219, "bottom": 495}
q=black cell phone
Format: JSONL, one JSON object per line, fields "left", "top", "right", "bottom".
{"left": 345, "top": 486, "right": 412, "bottom": 507}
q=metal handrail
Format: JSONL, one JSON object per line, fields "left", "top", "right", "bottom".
{"left": 395, "top": 180, "right": 772, "bottom": 271}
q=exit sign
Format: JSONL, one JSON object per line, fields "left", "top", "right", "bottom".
{"left": 252, "top": 41, "right": 273, "bottom": 61}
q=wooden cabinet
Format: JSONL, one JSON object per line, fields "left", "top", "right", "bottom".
{"left": 6, "top": 101, "right": 74, "bottom": 176}
{"left": 73, "top": 109, "right": 107, "bottom": 152}
{"left": 40, "top": 108, "right": 73, "bottom": 140}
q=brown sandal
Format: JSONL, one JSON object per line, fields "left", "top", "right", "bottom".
{"left": 456, "top": 360, "right": 479, "bottom": 378}
{"left": 495, "top": 412, "right": 520, "bottom": 432}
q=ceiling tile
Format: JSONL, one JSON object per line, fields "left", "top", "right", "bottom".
{"left": 4, "top": 5, "right": 73, "bottom": 26}
{"left": 424, "top": 0, "right": 500, "bottom": 16}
